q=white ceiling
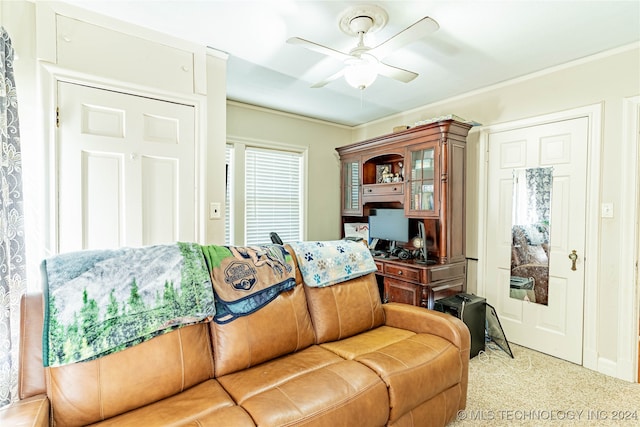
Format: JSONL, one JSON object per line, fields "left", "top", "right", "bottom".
{"left": 61, "top": 1, "right": 640, "bottom": 126}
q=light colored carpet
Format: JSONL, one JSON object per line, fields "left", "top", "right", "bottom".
{"left": 449, "top": 343, "right": 640, "bottom": 426}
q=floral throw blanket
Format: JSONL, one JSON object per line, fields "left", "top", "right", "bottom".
{"left": 200, "top": 244, "right": 296, "bottom": 324}
{"left": 42, "top": 242, "right": 215, "bottom": 367}
{"left": 288, "top": 240, "right": 377, "bottom": 287}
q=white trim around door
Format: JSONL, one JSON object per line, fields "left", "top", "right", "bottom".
{"left": 620, "top": 96, "right": 640, "bottom": 382}
{"left": 477, "top": 104, "right": 605, "bottom": 375}
{"left": 39, "top": 63, "right": 207, "bottom": 255}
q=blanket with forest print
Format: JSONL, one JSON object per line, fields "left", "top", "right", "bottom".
{"left": 42, "top": 242, "right": 216, "bottom": 367}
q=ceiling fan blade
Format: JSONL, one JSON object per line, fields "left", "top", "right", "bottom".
{"left": 287, "top": 37, "right": 352, "bottom": 61}
{"left": 377, "top": 62, "right": 418, "bottom": 83}
{"left": 311, "top": 69, "right": 345, "bottom": 88}
{"left": 369, "top": 16, "right": 439, "bottom": 59}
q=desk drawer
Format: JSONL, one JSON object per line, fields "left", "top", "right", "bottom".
{"left": 362, "top": 183, "right": 404, "bottom": 203}
{"left": 428, "top": 262, "right": 466, "bottom": 282}
{"left": 432, "top": 277, "right": 465, "bottom": 302}
{"left": 384, "top": 264, "right": 420, "bottom": 281}
{"left": 363, "top": 183, "right": 403, "bottom": 196}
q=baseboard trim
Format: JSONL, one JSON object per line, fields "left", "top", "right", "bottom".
{"left": 596, "top": 357, "right": 618, "bottom": 379}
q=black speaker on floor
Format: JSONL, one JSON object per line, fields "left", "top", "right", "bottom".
{"left": 434, "top": 293, "right": 486, "bottom": 358}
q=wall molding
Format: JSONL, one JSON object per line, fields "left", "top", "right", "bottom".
{"left": 227, "top": 100, "right": 352, "bottom": 130}
{"left": 597, "top": 357, "right": 619, "bottom": 378}
{"left": 355, "top": 43, "right": 639, "bottom": 132}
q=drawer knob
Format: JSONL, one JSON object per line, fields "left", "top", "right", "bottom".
{"left": 398, "top": 270, "right": 403, "bottom": 275}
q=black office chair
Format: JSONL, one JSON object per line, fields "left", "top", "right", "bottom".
{"left": 270, "top": 232, "right": 284, "bottom": 245}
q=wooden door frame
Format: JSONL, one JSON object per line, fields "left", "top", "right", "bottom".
{"left": 476, "top": 104, "right": 604, "bottom": 375}
{"left": 39, "top": 63, "right": 207, "bottom": 255}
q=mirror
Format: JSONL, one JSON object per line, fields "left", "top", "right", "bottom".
{"left": 510, "top": 167, "right": 552, "bottom": 305}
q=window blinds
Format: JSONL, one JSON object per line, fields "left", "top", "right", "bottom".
{"left": 245, "top": 147, "right": 302, "bottom": 245}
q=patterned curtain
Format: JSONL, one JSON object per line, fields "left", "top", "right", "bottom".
{"left": 0, "top": 27, "right": 26, "bottom": 408}
{"left": 525, "top": 167, "right": 553, "bottom": 224}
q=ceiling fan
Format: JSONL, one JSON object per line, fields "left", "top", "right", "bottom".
{"left": 287, "top": 5, "right": 439, "bottom": 90}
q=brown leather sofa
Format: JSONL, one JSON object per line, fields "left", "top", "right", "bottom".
{"left": 0, "top": 246, "right": 470, "bottom": 427}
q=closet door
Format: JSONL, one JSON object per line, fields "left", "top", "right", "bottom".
{"left": 57, "top": 82, "right": 196, "bottom": 252}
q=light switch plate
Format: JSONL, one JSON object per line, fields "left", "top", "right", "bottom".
{"left": 601, "top": 202, "right": 614, "bottom": 218}
{"left": 209, "top": 202, "right": 221, "bottom": 219}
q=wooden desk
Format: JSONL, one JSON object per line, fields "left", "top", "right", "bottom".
{"left": 373, "top": 257, "right": 466, "bottom": 309}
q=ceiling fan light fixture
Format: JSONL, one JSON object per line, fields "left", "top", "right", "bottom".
{"left": 344, "top": 54, "right": 378, "bottom": 90}
{"left": 290, "top": 5, "right": 434, "bottom": 90}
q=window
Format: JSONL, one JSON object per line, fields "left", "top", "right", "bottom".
{"left": 245, "top": 147, "right": 303, "bottom": 245}
{"left": 224, "top": 145, "right": 233, "bottom": 245}
{"left": 224, "top": 143, "right": 304, "bottom": 246}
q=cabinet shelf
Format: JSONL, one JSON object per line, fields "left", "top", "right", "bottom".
{"left": 362, "top": 153, "right": 404, "bottom": 186}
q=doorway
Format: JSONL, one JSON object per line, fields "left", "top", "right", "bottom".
{"left": 483, "top": 117, "right": 589, "bottom": 364}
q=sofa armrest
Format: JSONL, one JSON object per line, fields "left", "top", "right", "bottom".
{"left": 382, "top": 302, "right": 470, "bottom": 352}
{"left": 0, "top": 394, "right": 50, "bottom": 427}
{"left": 383, "top": 302, "right": 472, "bottom": 410}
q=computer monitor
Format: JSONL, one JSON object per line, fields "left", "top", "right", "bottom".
{"left": 368, "top": 209, "right": 409, "bottom": 251}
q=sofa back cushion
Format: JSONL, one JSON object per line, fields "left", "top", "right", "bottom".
{"left": 304, "top": 273, "right": 385, "bottom": 343}
{"left": 19, "top": 293, "right": 46, "bottom": 399}
{"left": 210, "top": 280, "right": 316, "bottom": 377}
{"left": 46, "top": 323, "right": 214, "bottom": 427}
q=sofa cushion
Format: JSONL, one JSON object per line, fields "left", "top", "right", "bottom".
{"left": 304, "top": 273, "right": 384, "bottom": 343}
{"left": 89, "top": 380, "right": 254, "bottom": 427}
{"left": 319, "top": 325, "right": 415, "bottom": 359}
{"left": 210, "top": 283, "right": 316, "bottom": 377}
{"left": 322, "top": 326, "right": 463, "bottom": 424}
{"left": 218, "top": 346, "right": 389, "bottom": 427}
{"left": 47, "top": 323, "right": 214, "bottom": 427}
{"left": 19, "top": 293, "right": 46, "bottom": 399}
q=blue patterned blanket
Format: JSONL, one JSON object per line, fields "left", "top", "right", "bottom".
{"left": 288, "top": 240, "right": 377, "bottom": 287}
{"left": 200, "top": 245, "right": 296, "bottom": 324}
{"left": 42, "top": 242, "right": 215, "bottom": 367}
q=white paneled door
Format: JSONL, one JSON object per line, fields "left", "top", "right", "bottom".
{"left": 57, "top": 82, "right": 196, "bottom": 252}
{"left": 484, "top": 117, "right": 588, "bottom": 364}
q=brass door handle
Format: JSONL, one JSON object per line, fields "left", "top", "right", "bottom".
{"left": 568, "top": 250, "right": 578, "bottom": 271}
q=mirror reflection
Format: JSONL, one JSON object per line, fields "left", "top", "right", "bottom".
{"left": 510, "top": 167, "right": 553, "bottom": 305}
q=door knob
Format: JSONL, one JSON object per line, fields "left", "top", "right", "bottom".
{"left": 568, "top": 250, "right": 578, "bottom": 271}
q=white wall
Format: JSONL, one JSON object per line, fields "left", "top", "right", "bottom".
{"left": 352, "top": 44, "right": 640, "bottom": 378}
{"left": 4, "top": 0, "right": 638, "bottom": 379}
{"left": 4, "top": 0, "right": 228, "bottom": 285}
{"left": 205, "top": 50, "right": 228, "bottom": 244}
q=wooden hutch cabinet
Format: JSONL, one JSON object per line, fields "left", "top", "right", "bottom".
{"left": 336, "top": 119, "right": 472, "bottom": 309}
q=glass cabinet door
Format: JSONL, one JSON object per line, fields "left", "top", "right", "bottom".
{"left": 341, "top": 159, "right": 362, "bottom": 215}
{"left": 406, "top": 142, "right": 439, "bottom": 216}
